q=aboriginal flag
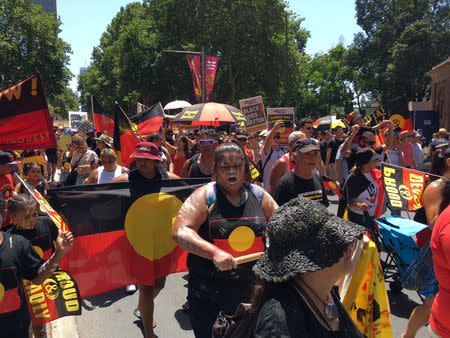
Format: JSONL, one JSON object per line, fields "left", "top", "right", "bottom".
{"left": 382, "top": 163, "right": 426, "bottom": 211}
{"left": 92, "top": 96, "right": 114, "bottom": 136}
{"left": 0, "top": 72, "right": 57, "bottom": 150}
{"left": 47, "top": 178, "right": 209, "bottom": 298}
{"left": 113, "top": 102, "right": 164, "bottom": 166}
{"left": 321, "top": 176, "right": 342, "bottom": 199}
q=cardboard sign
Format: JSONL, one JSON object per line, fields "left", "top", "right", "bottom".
{"left": 239, "top": 96, "right": 266, "bottom": 133}
{"left": 77, "top": 121, "right": 94, "bottom": 135}
{"left": 266, "top": 107, "right": 294, "bottom": 146}
{"left": 19, "top": 155, "right": 47, "bottom": 178}
{"left": 68, "top": 112, "right": 88, "bottom": 132}
{"left": 58, "top": 134, "right": 71, "bottom": 151}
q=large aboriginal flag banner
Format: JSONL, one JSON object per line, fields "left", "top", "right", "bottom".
{"left": 382, "top": 163, "right": 426, "bottom": 211}
{"left": 47, "top": 178, "right": 209, "bottom": 298}
{"left": 0, "top": 72, "right": 57, "bottom": 150}
{"left": 92, "top": 96, "right": 114, "bottom": 136}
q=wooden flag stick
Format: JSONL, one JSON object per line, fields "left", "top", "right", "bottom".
{"left": 236, "top": 252, "right": 263, "bottom": 265}
{"left": 114, "top": 101, "right": 145, "bottom": 142}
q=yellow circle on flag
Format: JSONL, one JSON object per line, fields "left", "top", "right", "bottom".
{"left": 33, "top": 246, "right": 44, "bottom": 258}
{"left": 0, "top": 283, "right": 4, "bottom": 302}
{"left": 228, "top": 226, "right": 255, "bottom": 252}
{"left": 125, "top": 193, "right": 182, "bottom": 261}
{"left": 389, "top": 114, "right": 405, "bottom": 129}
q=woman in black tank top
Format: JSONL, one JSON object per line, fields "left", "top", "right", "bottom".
{"left": 173, "top": 143, "right": 278, "bottom": 338}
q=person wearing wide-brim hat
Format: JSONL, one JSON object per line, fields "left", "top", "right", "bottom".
{"left": 94, "top": 133, "right": 112, "bottom": 157}
{"left": 252, "top": 196, "right": 365, "bottom": 337}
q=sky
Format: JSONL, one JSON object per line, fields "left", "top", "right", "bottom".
{"left": 57, "top": 0, "right": 362, "bottom": 92}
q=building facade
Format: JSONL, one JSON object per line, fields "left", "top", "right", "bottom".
{"left": 427, "top": 58, "right": 450, "bottom": 132}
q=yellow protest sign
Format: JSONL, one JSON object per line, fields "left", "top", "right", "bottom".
{"left": 342, "top": 241, "right": 393, "bottom": 338}
{"left": 18, "top": 155, "right": 47, "bottom": 178}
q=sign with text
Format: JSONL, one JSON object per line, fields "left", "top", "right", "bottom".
{"left": 68, "top": 112, "right": 88, "bottom": 132}
{"left": 77, "top": 121, "right": 94, "bottom": 135}
{"left": 267, "top": 107, "right": 294, "bottom": 146}
{"left": 239, "top": 96, "right": 266, "bottom": 133}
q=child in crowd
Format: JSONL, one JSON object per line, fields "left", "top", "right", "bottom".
{"left": 15, "top": 162, "right": 48, "bottom": 196}
{"left": 6, "top": 194, "right": 59, "bottom": 338}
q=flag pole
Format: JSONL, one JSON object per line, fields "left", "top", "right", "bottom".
{"left": 114, "top": 101, "right": 145, "bottom": 142}
{"left": 91, "top": 95, "right": 96, "bottom": 134}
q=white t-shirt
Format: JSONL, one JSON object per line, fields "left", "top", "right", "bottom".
{"left": 261, "top": 147, "right": 285, "bottom": 190}
{"left": 71, "top": 149, "right": 98, "bottom": 168}
{"left": 98, "top": 165, "right": 123, "bottom": 184}
{"left": 349, "top": 172, "right": 378, "bottom": 216}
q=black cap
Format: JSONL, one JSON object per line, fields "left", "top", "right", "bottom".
{"left": 355, "top": 147, "right": 382, "bottom": 166}
{"left": 0, "top": 151, "right": 20, "bottom": 165}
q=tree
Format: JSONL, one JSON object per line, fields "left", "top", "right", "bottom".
{"left": 77, "top": 0, "right": 310, "bottom": 114}
{"left": 0, "top": 0, "right": 72, "bottom": 99}
{"left": 349, "top": 0, "right": 450, "bottom": 108}
{"left": 48, "top": 87, "right": 79, "bottom": 120}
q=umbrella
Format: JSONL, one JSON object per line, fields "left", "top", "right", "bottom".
{"left": 163, "top": 100, "right": 192, "bottom": 110}
{"left": 172, "top": 102, "right": 249, "bottom": 127}
{"left": 313, "top": 115, "right": 346, "bottom": 129}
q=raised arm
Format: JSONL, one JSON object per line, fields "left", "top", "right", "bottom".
{"left": 262, "top": 120, "right": 284, "bottom": 156}
{"left": 341, "top": 125, "right": 360, "bottom": 158}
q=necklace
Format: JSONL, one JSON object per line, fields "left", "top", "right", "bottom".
{"left": 300, "top": 279, "right": 339, "bottom": 321}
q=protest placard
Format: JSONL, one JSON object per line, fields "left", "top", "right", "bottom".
{"left": 77, "top": 120, "right": 94, "bottom": 135}
{"left": 267, "top": 107, "right": 294, "bottom": 146}
{"left": 68, "top": 112, "right": 88, "bottom": 132}
{"left": 239, "top": 96, "right": 266, "bottom": 133}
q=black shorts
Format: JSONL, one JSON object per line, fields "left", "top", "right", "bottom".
{"left": 45, "top": 148, "right": 57, "bottom": 164}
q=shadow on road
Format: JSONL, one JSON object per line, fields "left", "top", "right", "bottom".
{"left": 174, "top": 309, "right": 192, "bottom": 331}
{"left": 388, "top": 289, "right": 419, "bottom": 319}
{"left": 81, "top": 288, "right": 129, "bottom": 310}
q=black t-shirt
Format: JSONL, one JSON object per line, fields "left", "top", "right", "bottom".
{"left": 345, "top": 146, "right": 383, "bottom": 170}
{"left": 0, "top": 232, "right": 44, "bottom": 332}
{"left": 254, "top": 285, "right": 364, "bottom": 338}
{"left": 327, "top": 138, "right": 344, "bottom": 164}
{"left": 320, "top": 141, "right": 328, "bottom": 163}
{"left": 274, "top": 171, "right": 329, "bottom": 207}
{"left": 8, "top": 216, "right": 58, "bottom": 260}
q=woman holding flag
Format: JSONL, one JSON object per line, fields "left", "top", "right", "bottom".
{"left": 172, "top": 143, "right": 278, "bottom": 338}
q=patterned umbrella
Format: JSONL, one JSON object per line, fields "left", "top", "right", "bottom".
{"left": 313, "top": 116, "right": 346, "bottom": 129}
{"left": 172, "top": 102, "right": 249, "bottom": 127}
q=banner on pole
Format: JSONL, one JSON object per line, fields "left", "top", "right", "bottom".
{"left": 186, "top": 54, "right": 202, "bottom": 103}
{"left": 382, "top": 163, "right": 426, "bottom": 211}
{"left": 239, "top": 96, "right": 266, "bottom": 133}
{"left": 0, "top": 72, "right": 57, "bottom": 150}
{"left": 267, "top": 107, "right": 294, "bottom": 146}
{"left": 204, "top": 56, "right": 219, "bottom": 102}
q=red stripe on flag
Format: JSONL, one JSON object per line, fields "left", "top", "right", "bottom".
{"left": 213, "top": 237, "right": 265, "bottom": 258}
{"left": 0, "top": 287, "right": 21, "bottom": 314}
{"left": 93, "top": 113, "right": 114, "bottom": 136}
{"left": 60, "top": 230, "right": 187, "bottom": 298}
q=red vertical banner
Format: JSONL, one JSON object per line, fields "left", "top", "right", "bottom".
{"left": 204, "top": 56, "right": 219, "bottom": 102}
{"left": 186, "top": 54, "right": 202, "bottom": 103}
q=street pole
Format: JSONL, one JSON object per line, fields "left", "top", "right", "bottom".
{"left": 162, "top": 48, "right": 206, "bottom": 103}
{"left": 285, "top": 11, "right": 289, "bottom": 106}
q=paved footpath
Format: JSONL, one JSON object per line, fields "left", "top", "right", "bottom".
{"left": 57, "top": 196, "right": 430, "bottom": 337}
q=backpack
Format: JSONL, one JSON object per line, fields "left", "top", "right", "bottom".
{"left": 212, "top": 303, "right": 257, "bottom": 338}
{"left": 206, "top": 181, "right": 263, "bottom": 211}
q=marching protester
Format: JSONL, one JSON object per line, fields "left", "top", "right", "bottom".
{"left": 0, "top": 195, "right": 74, "bottom": 338}
{"left": 268, "top": 131, "right": 305, "bottom": 195}
{"left": 56, "top": 140, "right": 74, "bottom": 185}
{"left": 146, "top": 133, "right": 173, "bottom": 172}
{"left": 274, "top": 139, "right": 329, "bottom": 207}
{"left": 341, "top": 148, "right": 381, "bottom": 226}
{"left": 399, "top": 131, "right": 416, "bottom": 169}
{"left": 319, "top": 130, "right": 332, "bottom": 164}
{"left": 247, "top": 132, "right": 262, "bottom": 164}
{"left": 93, "top": 133, "right": 113, "bottom": 158}
{"left": 69, "top": 134, "right": 98, "bottom": 185}
{"left": 298, "top": 118, "right": 314, "bottom": 138}
{"left": 335, "top": 142, "right": 350, "bottom": 187}
{"left": 170, "top": 135, "right": 191, "bottom": 177}
{"left": 325, "top": 126, "right": 345, "bottom": 183}
{"left": 181, "top": 129, "right": 219, "bottom": 179}
{"left": 44, "top": 148, "right": 57, "bottom": 182}
{"left": 384, "top": 128, "right": 405, "bottom": 166}
{"left": 410, "top": 131, "right": 423, "bottom": 168}
{"left": 172, "top": 143, "right": 278, "bottom": 338}
{"left": 429, "top": 178, "right": 450, "bottom": 338}
{"left": 83, "top": 148, "right": 128, "bottom": 184}
{"left": 15, "top": 162, "right": 48, "bottom": 196}
{"left": 403, "top": 145, "right": 450, "bottom": 338}
{"left": 6, "top": 194, "right": 59, "bottom": 337}
{"left": 252, "top": 197, "right": 364, "bottom": 337}
{"left": 112, "top": 142, "right": 178, "bottom": 338}
{"left": 260, "top": 120, "right": 286, "bottom": 190}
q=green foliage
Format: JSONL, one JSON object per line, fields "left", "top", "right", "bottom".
{"left": 77, "top": 0, "right": 311, "bottom": 115}
{"left": 349, "top": 0, "right": 450, "bottom": 107}
{"left": 0, "top": 0, "right": 72, "bottom": 98}
{"left": 48, "top": 87, "right": 79, "bottom": 119}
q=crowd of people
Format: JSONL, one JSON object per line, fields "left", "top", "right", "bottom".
{"left": 1, "top": 114, "right": 450, "bottom": 338}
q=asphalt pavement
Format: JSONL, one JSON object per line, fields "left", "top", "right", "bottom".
{"left": 73, "top": 195, "right": 429, "bottom": 337}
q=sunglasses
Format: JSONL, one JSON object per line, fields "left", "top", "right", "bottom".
{"left": 199, "top": 139, "right": 216, "bottom": 146}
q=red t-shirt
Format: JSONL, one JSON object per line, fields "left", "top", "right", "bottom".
{"left": 281, "top": 153, "right": 295, "bottom": 171}
{"left": 0, "top": 174, "right": 14, "bottom": 228}
{"left": 430, "top": 204, "right": 450, "bottom": 337}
